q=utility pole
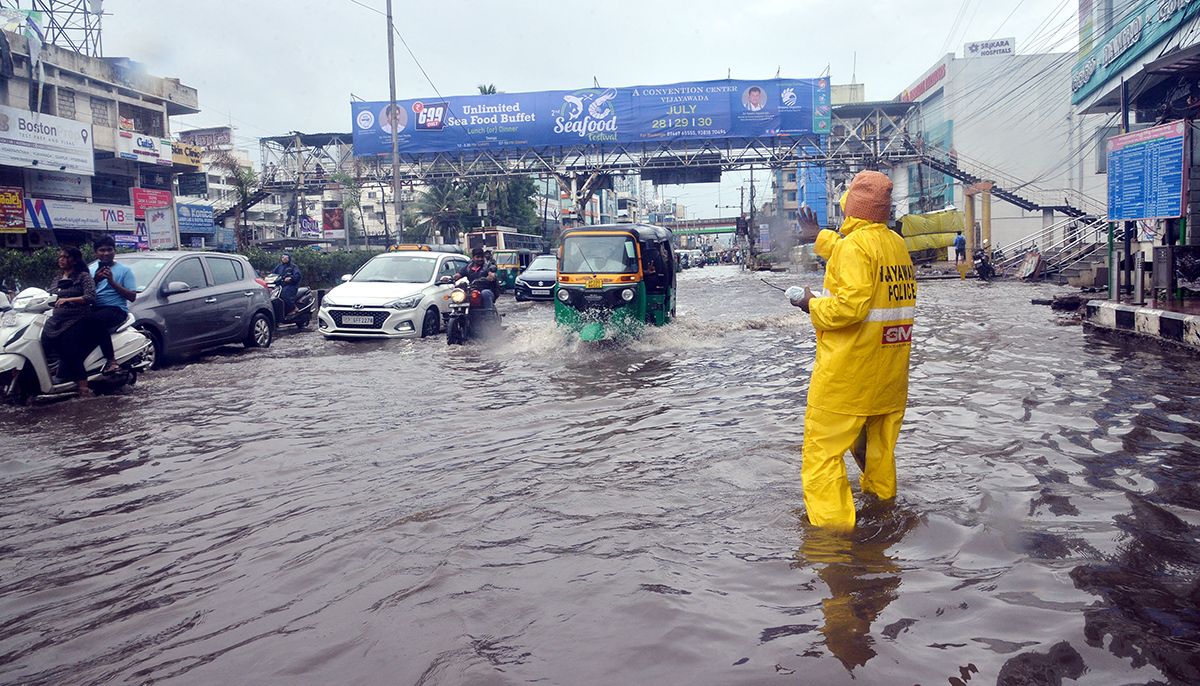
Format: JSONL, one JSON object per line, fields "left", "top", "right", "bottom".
{"left": 386, "top": 0, "right": 403, "bottom": 246}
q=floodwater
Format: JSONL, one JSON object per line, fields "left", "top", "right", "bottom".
{"left": 1, "top": 266, "right": 1198, "bottom": 686}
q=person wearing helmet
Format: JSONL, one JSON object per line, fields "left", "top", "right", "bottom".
{"left": 791, "top": 170, "right": 917, "bottom": 530}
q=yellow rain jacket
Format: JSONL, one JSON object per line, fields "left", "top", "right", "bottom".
{"left": 807, "top": 217, "right": 916, "bottom": 416}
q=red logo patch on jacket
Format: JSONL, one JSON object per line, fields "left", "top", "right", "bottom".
{"left": 882, "top": 324, "right": 912, "bottom": 344}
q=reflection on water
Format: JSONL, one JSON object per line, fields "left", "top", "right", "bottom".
{"left": 0, "top": 268, "right": 1198, "bottom": 685}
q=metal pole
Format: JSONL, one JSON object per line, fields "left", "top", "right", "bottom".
{"left": 386, "top": 0, "right": 403, "bottom": 245}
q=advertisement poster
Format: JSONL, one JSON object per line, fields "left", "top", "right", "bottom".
{"left": 215, "top": 224, "right": 236, "bottom": 251}
{"left": 176, "top": 203, "right": 215, "bottom": 235}
{"left": 0, "top": 104, "right": 94, "bottom": 175}
{"left": 117, "top": 132, "right": 173, "bottom": 166}
{"left": 130, "top": 188, "right": 173, "bottom": 219}
{"left": 24, "top": 169, "right": 90, "bottom": 199}
{"left": 146, "top": 206, "right": 177, "bottom": 250}
{"left": 299, "top": 215, "right": 321, "bottom": 238}
{"left": 0, "top": 186, "right": 25, "bottom": 233}
{"left": 322, "top": 208, "right": 345, "bottom": 240}
{"left": 353, "top": 77, "right": 831, "bottom": 156}
{"left": 24, "top": 198, "right": 137, "bottom": 232}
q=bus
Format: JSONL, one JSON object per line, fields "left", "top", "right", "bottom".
{"left": 464, "top": 229, "right": 545, "bottom": 254}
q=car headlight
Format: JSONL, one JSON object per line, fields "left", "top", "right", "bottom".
{"left": 556, "top": 288, "right": 570, "bottom": 302}
{"left": 450, "top": 289, "right": 467, "bottom": 303}
{"left": 321, "top": 297, "right": 337, "bottom": 308}
{"left": 620, "top": 288, "right": 635, "bottom": 302}
{"left": 384, "top": 295, "right": 423, "bottom": 310}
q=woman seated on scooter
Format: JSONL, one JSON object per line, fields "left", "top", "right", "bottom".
{"left": 43, "top": 246, "right": 104, "bottom": 397}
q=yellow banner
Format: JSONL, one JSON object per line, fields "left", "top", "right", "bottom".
{"left": 172, "top": 142, "right": 203, "bottom": 169}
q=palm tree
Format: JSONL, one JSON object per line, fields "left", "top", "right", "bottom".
{"left": 412, "top": 180, "right": 481, "bottom": 245}
{"left": 329, "top": 169, "right": 372, "bottom": 249}
{"left": 209, "top": 149, "right": 259, "bottom": 251}
{"left": 478, "top": 84, "right": 498, "bottom": 95}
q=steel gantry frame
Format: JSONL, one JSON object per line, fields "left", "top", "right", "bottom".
{"left": 14, "top": 0, "right": 103, "bottom": 57}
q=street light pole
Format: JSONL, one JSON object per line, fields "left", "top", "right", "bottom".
{"left": 386, "top": 0, "right": 402, "bottom": 246}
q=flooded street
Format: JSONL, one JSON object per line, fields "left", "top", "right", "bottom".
{"left": 2, "top": 265, "right": 1199, "bottom": 685}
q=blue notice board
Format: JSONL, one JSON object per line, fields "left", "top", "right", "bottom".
{"left": 1107, "top": 121, "right": 1188, "bottom": 221}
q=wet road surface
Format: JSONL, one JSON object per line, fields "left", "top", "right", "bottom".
{"left": 2, "top": 266, "right": 1199, "bottom": 685}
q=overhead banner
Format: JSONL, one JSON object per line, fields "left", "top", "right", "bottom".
{"left": 176, "top": 203, "right": 215, "bottom": 235}
{"left": 24, "top": 198, "right": 137, "bottom": 232}
{"left": 0, "top": 104, "right": 94, "bottom": 175}
{"left": 352, "top": 77, "right": 831, "bottom": 156}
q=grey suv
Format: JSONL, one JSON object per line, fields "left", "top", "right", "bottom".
{"left": 113, "top": 251, "right": 274, "bottom": 367}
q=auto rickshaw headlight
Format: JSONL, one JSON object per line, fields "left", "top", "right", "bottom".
{"left": 556, "top": 288, "right": 570, "bottom": 302}
{"left": 620, "top": 288, "right": 635, "bottom": 302}
{"left": 450, "top": 289, "right": 467, "bottom": 303}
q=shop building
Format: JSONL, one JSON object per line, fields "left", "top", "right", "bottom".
{"left": 0, "top": 27, "right": 199, "bottom": 250}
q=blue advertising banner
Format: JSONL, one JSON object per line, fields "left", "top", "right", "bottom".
{"left": 215, "top": 225, "right": 236, "bottom": 251}
{"left": 176, "top": 203, "right": 215, "bottom": 235}
{"left": 352, "top": 78, "right": 831, "bottom": 156}
{"left": 1106, "top": 121, "right": 1187, "bottom": 221}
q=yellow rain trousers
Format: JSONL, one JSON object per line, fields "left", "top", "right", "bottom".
{"left": 803, "top": 216, "right": 916, "bottom": 530}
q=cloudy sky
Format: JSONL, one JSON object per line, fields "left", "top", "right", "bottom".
{"left": 101, "top": 0, "right": 1079, "bottom": 217}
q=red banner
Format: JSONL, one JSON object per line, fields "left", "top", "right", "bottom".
{"left": 130, "top": 188, "right": 173, "bottom": 219}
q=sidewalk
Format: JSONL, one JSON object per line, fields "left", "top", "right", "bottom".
{"left": 1084, "top": 298, "right": 1200, "bottom": 353}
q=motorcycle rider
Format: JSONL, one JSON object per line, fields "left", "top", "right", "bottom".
{"left": 89, "top": 235, "right": 137, "bottom": 374}
{"left": 456, "top": 248, "right": 498, "bottom": 311}
{"left": 271, "top": 253, "right": 301, "bottom": 316}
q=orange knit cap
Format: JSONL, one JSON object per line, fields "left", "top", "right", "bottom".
{"left": 842, "top": 170, "right": 893, "bottom": 223}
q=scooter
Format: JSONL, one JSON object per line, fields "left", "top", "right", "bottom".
{"left": 0, "top": 288, "right": 152, "bottom": 403}
{"left": 444, "top": 277, "right": 502, "bottom": 345}
{"left": 974, "top": 250, "right": 995, "bottom": 282}
{"left": 265, "top": 273, "right": 315, "bottom": 329}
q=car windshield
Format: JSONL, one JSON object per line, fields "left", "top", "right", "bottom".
{"left": 353, "top": 255, "right": 437, "bottom": 283}
{"left": 527, "top": 256, "right": 556, "bottom": 271}
{"left": 560, "top": 235, "right": 638, "bottom": 274}
{"left": 111, "top": 256, "right": 172, "bottom": 293}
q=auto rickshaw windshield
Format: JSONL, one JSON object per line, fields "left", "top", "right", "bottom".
{"left": 561, "top": 235, "right": 638, "bottom": 274}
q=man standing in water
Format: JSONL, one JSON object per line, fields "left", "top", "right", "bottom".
{"left": 791, "top": 171, "right": 917, "bottom": 530}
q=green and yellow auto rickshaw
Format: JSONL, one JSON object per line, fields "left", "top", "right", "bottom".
{"left": 554, "top": 224, "right": 677, "bottom": 341}
{"left": 494, "top": 248, "right": 532, "bottom": 293}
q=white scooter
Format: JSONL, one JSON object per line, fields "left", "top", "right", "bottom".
{"left": 0, "top": 287, "right": 153, "bottom": 403}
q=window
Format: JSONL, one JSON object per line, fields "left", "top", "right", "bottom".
{"left": 367, "top": 192, "right": 376, "bottom": 199}
{"left": 786, "top": 172, "right": 797, "bottom": 183}
{"left": 57, "top": 89, "right": 76, "bottom": 119}
{"left": 90, "top": 97, "right": 111, "bottom": 126}
{"left": 205, "top": 257, "right": 240, "bottom": 285}
{"left": 166, "top": 258, "right": 208, "bottom": 289}
{"left": 786, "top": 191, "right": 797, "bottom": 202}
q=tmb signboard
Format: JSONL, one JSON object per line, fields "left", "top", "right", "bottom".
{"left": 1107, "top": 121, "right": 1187, "bottom": 222}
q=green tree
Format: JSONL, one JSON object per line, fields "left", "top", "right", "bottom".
{"left": 329, "top": 170, "right": 372, "bottom": 249}
{"left": 209, "top": 149, "right": 259, "bottom": 251}
{"left": 478, "top": 84, "right": 499, "bottom": 95}
{"left": 412, "top": 180, "right": 481, "bottom": 245}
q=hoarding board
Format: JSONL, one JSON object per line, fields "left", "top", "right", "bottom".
{"left": 176, "top": 203, "right": 214, "bottom": 235}
{"left": 1106, "top": 121, "right": 1187, "bottom": 221}
{"left": 0, "top": 104, "right": 94, "bottom": 175}
{"left": 299, "top": 216, "right": 321, "bottom": 238}
{"left": 179, "top": 127, "right": 233, "bottom": 148}
{"left": 24, "top": 198, "right": 136, "bottom": 232}
{"left": 352, "top": 77, "right": 831, "bottom": 156}
{"left": 0, "top": 186, "right": 25, "bottom": 233}
{"left": 146, "top": 206, "right": 176, "bottom": 250}
{"left": 117, "top": 132, "right": 173, "bottom": 166}
{"left": 130, "top": 188, "right": 173, "bottom": 219}
{"left": 322, "top": 208, "right": 345, "bottom": 240}
{"left": 172, "top": 142, "right": 203, "bottom": 169}
{"left": 177, "top": 172, "right": 208, "bottom": 196}
{"left": 24, "top": 169, "right": 89, "bottom": 199}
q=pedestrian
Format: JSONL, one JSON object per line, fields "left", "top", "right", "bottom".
{"left": 953, "top": 231, "right": 966, "bottom": 265}
{"left": 791, "top": 170, "right": 917, "bottom": 530}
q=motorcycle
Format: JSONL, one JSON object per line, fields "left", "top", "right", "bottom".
{"left": 974, "top": 249, "right": 995, "bottom": 282}
{"left": 0, "top": 288, "right": 153, "bottom": 403}
{"left": 444, "top": 277, "right": 502, "bottom": 345}
{"left": 265, "top": 273, "right": 315, "bottom": 329}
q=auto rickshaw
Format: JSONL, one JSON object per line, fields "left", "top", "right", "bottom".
{"left": 494, "top": 248, "right": 532, "bottom": 293}
{"left": 554, "top": 224, "right": 676, "bottom": 341}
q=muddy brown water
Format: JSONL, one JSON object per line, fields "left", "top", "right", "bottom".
{"left": 1, "top": 266, "right": 1198, "bottom": 685}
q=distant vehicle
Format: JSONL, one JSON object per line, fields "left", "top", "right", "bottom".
{"left": 555, "top": 224, "right": 676, "bottom": 341}
{"left": 117, "top": 251, "right": 275, "bottom": 368}
{"left": 513, "top": 254, "right": 558, "bottom": 301}
{"left": 465, "top": 229, "right": 544, "bottom": 253}
{"left": 494, "top": 248, "right": 533, "bottom": 293}
{"left": 317, "top": 250, "right": 469, "bottom": 338}
{"left": 387, "top": 244, "right": 462, "bottom": 254}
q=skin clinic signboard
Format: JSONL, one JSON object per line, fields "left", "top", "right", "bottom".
{"left": 352, "top": 77, "right": 831, "bottom": 156}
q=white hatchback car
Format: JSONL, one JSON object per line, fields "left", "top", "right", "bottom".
{"left": 317, "top": 250, "right": 469, "bottom": 338}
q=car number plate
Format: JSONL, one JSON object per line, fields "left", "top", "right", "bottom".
{"left": 532, "top": 289, "right": 550, "bottom": 296}
{"left": 342, "top": 315, "right": 374, "bottom": 325}
{"left": 585, "top": 278, "right": 603, "bottom": 289}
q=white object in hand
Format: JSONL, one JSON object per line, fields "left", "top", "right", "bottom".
{"left": 785, "top": 286, "right": 805, "bottom": 305}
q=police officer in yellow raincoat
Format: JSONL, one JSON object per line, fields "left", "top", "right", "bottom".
{"left": 792, "top": 170, "right": 917, "bottom": 530}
